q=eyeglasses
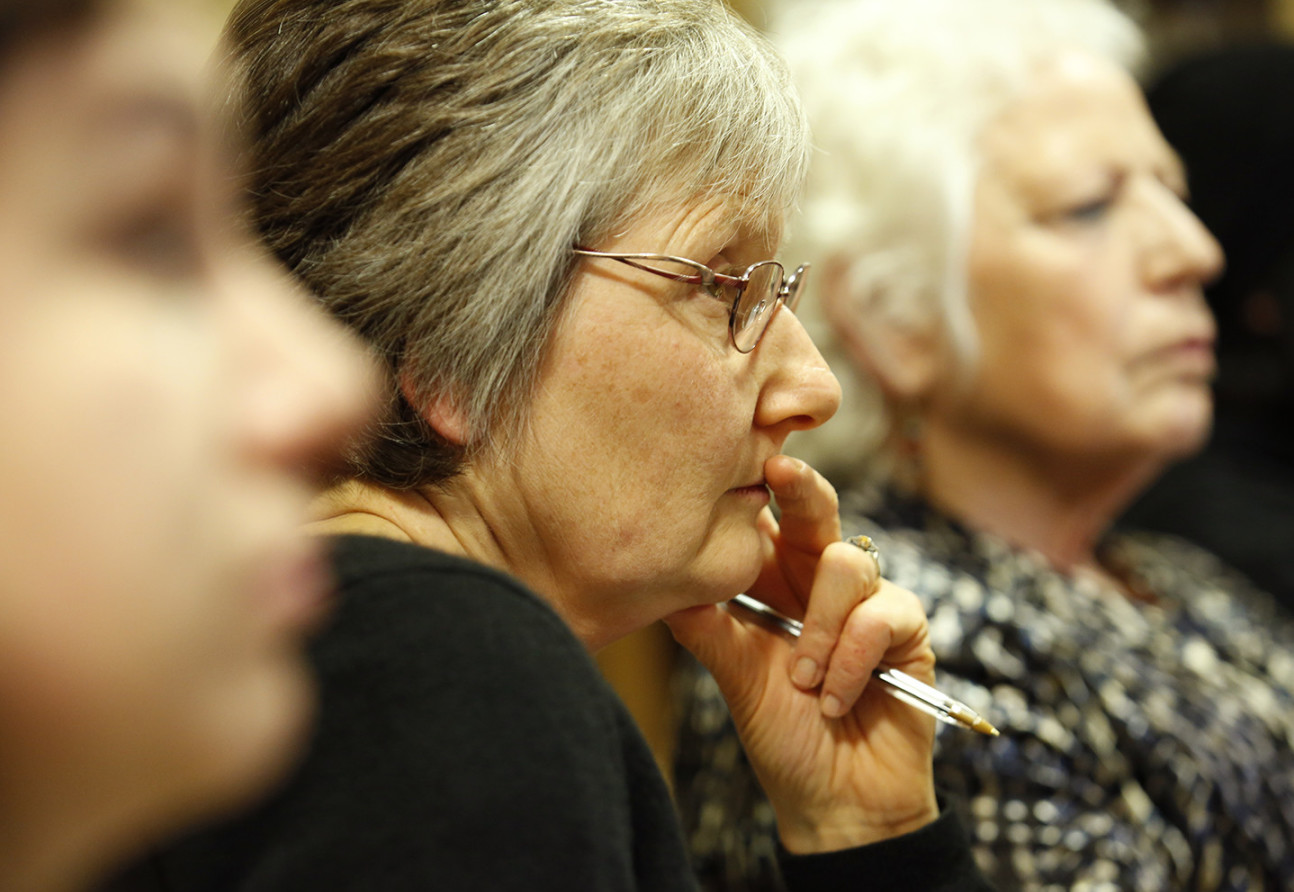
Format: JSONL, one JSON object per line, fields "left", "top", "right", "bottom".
{"left": 572, "top": 248, "right": 809, "bottom": 353}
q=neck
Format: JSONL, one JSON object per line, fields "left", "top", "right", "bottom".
{"left": 308, "top": 479, "right": 471, "bottom": 553}
{"left": 918, "top": 417, "right": 1162, "bottom": 572}
{"left": 309, "top": 478, "right": 612, "bottom": 651}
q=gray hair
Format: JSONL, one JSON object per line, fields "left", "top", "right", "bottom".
{"left": 223, "top": 0, "right": 809, "bottom": 489}
{"left": 773, "top": 0, "right": 1144, "bottom": 483}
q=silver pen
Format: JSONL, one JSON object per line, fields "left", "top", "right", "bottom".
{"left": 727, "top": 593, "right": 999, "bottom": 736}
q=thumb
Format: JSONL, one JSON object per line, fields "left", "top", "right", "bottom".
{"left": 665, "top": 603, "right": 782, "bottom": 715}
{"left": 664, "top": 604, "right": 731, "bottom": 666}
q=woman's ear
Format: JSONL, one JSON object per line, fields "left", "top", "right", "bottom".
{"left": 399, "top": 371, "right": 470, "bottom": 445}
{"left": 819, "top": 258, "right": 943, "bottom": 403}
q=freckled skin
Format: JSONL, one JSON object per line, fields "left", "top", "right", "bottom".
{"left": 467, "top": 199, "right": 840, "bottom": 647}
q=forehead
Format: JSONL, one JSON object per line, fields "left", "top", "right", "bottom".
{"left": 0, "top": 5, "right": 210, "bottom": 213}
{"left": 0, "top": 1, "right": 207, "bottom": 128}
{"left": 977, "top": 53, "right": 1179, "bottom": 194}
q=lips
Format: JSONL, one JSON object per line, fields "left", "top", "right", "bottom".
{"left": 1155, "top": 335, "right": 1216, "bottom": 376}
{"left": 727, "top": 482, "right": 772, "bottom": 508}
{"left": 248, "top": 538, "right": 336, "bottom": 636}
{"left": 1136, "top": 309, "right": 1215, "bottom": 372}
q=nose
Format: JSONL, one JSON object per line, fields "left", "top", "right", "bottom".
{"left": 227, "top": 255, "right": 380, "bottom": 476}
{"left": 751, "top": 302, "right": 841, "bottom": 435}
{"left": 1140, "top": 180, "right": 1225, "bottom": 293}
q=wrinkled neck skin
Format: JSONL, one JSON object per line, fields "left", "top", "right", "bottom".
{"left": 917, "top": 418, "right": 1165, "bottom": 574}
{"left": 308, "top": 477, "right": 612, "bottom": 652}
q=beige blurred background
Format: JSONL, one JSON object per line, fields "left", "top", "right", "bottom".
{"left": 196, "top": 0, "right": 1294, "bottom": 777}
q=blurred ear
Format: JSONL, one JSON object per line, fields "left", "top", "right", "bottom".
{"left": 819, "top": 258, "right": 943, "bottom": 404}
{"left": 399, "top": 371, "right": 470, "bottom": 446}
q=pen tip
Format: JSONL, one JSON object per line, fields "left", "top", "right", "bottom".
{"left": 971, "top": 717, "right": 1000, "bottom": 737}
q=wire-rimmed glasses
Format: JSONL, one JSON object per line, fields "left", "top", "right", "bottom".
{"left": 572, "top": 248, "right": 809, "bottom": 353}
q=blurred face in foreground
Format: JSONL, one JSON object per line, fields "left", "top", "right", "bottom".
{"left": 950, "top": 52, "right": 1223, "bottom": 474}
{"left": 0, "top": 2, "right": 375, "bottom": 888}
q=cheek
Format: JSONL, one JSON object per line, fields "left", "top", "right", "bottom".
{"left": 556, "top": 317, "right": 739, "bottom": 470}
{"left": 964, "top": 277, "right": 1140, "bottom": 458}
{"left": 974, "top": 251, "right": 1126, "bottom": 382}
{"left": 0, "top": 299, "right": 241, "bottom": 706}
{"left": 0, "top": 304, "right": 308, "bottom": 814}
{"left": 526, "top": 316, "right": 752, "bottom": 582}
{"left": 1, "top": 313, "right": 213, "bottom": 572}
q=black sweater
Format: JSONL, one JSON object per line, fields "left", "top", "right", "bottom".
{"left": 104, "top": 535, "right": 989, "bottom": 891}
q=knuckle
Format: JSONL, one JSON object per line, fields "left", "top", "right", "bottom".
{"left": 825, "top": 636, "right": 878, "bottom": 695}
{"left": 843, "top": 601, "right": 891, "bottom": 650}
{"left": 881, "top": 579, "right": 923, "bottom": 612}
{"left": 800, "top": 625, "right": 836, "bottom": 657}
{"left": 822, "top": 540, "right": 881, "bottom": 591}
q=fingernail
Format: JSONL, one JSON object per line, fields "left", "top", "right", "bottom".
{"left": 821, "top": 694, "right": 845, "bottom": 718}
{"left": 792, "top": 657, "right": 819, "bottom": 688}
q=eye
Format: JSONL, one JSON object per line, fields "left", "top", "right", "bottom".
{"left": 1062, "top": 195, "right": 1114, "bottom": 224}
{"left": 106, "top": 206, "right": 203, "bottom": 281}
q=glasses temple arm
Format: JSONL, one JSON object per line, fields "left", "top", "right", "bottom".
{"left": 573, "top": 248, "right": 745, "bottom": 289}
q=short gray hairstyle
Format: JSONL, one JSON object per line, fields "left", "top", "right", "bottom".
{"left": 223, "top": 0, "right": 809, "bottom": 489}
{"left": 774, "top": 0, "right": 1144, "bottom": 483}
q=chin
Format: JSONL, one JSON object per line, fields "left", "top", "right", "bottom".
{"left": 180, "top": 655, "right": 316, "bottom": 825}
{"left": 1148, "top": 395, "right": 1213, "bottom": 462}
{"left": 664, "top": 520, "right": 769, "bottom": 617}
{"left": 683, "top": 550, "right": 763, "bottom": 611}
{"left": 723, "top": 527, "right": 766, "bottom": 594}
{"left": 92, "top": 663, "right": 314, "bottom": 888}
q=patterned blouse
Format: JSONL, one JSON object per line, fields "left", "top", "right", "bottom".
{"left": 673, "top": 487, "right": 1294, "bottom": 891}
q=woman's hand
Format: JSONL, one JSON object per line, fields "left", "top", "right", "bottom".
{"left": 665, "top": 455, "right": 939, "bottom": 853}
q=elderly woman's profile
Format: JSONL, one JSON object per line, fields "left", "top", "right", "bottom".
{"left": 675, "top": 0, "right": 1294, "bottom": 890}
{"left": 102, "top": 0, "right": 995, "bottom": 890}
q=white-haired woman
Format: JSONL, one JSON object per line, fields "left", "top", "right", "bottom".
{"left": 675, "top": 0, "right": 1294, "bottom": 890}
{"left": 104, "top": 1, "right": 995, "bottom": 890}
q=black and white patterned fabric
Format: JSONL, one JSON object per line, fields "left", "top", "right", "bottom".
{"left": 674, "top": 487, "right": 1294, "bottom": 892}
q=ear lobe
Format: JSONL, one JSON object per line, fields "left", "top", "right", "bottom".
{"left": 819, "top": 259, "right": 943, "bottom": 404}
{"left": 399, "top": 371, "right": 470, "bottom": 445}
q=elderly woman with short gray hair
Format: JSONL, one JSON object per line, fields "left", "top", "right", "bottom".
{"left": 675, "top": 0, "right": 1294, "bottom": 890}
{"left": 103, "top": 1, "right": 994, "bottom": 890}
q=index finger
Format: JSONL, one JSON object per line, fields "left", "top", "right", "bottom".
{"left": 763, "top": 455, "right": 841, "bottom": 556}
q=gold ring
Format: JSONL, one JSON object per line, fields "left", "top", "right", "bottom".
{"left": 846, "top": 534, "right": 883, "bottom": 577}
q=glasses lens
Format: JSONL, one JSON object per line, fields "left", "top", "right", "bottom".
{"left": 732, "top": 262, "right": 784, "bottom": 352}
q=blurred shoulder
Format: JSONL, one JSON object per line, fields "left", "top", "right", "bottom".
{"left": 1107, "top": 529, "right": 1294, "bottom": 639}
